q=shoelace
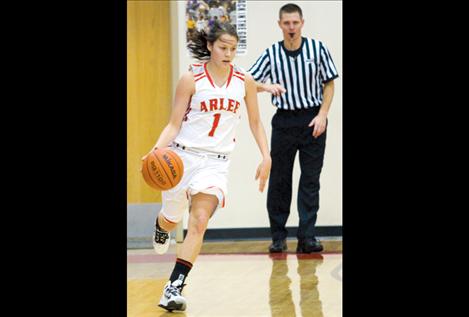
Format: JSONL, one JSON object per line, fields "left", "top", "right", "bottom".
{"left": 166, "top": 283, "right": 186, "bottom": 297}
{"left": 154, "top": 228, "right": 169, "bottom": 244}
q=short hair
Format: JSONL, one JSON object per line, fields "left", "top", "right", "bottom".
{"left": 279, "top": 3, "right": 303, "bottom": 19}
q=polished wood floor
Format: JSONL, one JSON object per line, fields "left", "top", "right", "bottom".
{"left": 128, "top": 240, "right": 342, "bottom": 317}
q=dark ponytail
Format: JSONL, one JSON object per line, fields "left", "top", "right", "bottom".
{"left": 187, "top": 21, "right": 239, "bottom": 61}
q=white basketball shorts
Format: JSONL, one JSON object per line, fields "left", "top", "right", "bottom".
{"left": 159, "top": 146, "right": 230, "bottom": 224}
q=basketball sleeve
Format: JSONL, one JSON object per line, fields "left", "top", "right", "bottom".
{"left": 247, "top": 48, "right": 271, "bottom": 84}
{"left": 318, "top": 42, "right": 339, "bottom": 83}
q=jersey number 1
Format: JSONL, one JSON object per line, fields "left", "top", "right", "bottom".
{"left": 208, "top": 113, "right": 221, "bottom": 137}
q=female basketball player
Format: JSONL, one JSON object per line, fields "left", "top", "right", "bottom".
{"left": 142, "top": 21, "right": 271, "bottom": 312}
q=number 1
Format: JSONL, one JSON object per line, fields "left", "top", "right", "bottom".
{"left": 208, "top": 113, "right": 221, "bottom": 137}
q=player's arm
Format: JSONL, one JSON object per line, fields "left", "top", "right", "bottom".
{"left": 244, "top": 73, "right": 272, "bottom": 192}
{"left": 146, "top": 72, "right": 195, "bottom": 155}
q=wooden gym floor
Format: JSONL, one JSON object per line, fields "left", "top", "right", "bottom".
{"left": 128, "top": 239, "right": 342, "bottom": 317}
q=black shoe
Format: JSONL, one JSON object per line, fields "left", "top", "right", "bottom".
{"left": 269, "top": 239, "right": 287, "bottom": 253}
{"left": 296, "top": 238, "right": 323, "bottom": 253}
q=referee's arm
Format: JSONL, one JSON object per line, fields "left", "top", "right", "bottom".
{"left": 256, "top": 82, "right": 286, "bottom": 96}
{"left": 248, "top": 49, "right": 286, "bottom": 96}
{"left": 309, "top": 77, "right": 336, "bottom": 138}
{"left": 318, "top": 80, "right": 335, "bottom": 118}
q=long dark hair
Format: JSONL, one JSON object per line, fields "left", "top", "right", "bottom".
{"left": 187, "top": 21, "right": 239, "bottom": 61}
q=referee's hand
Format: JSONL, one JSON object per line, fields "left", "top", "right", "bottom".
{"left": 265, "top": 84, "right": 286, "bottom": 96}
{"left": 308, "top": 114, "right": 327, "bottom": 138}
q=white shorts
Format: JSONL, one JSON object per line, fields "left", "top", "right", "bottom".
{"left": 159, "top": 146, "right": 230, "bottom": 224}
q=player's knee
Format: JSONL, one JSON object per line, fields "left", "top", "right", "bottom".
{"left": 189, "top": 214, "right": 209, "bottom": 236}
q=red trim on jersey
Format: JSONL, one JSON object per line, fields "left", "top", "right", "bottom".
{"left": 186, "top": 96, "right": 192, "bottom": 111}
{"left": 193, "top": 63, "right": 202, "bottom": 66}
{"left": 234, "top": 71, "right": 244, "bottom": 77}
{"left": 233, "top": 74, "right": 245, "bottom": 81}
{"left": 225, "top": 65, "right": 234, "bottom": 88}
{"left": 206, "top": 186, "right": 226, "bottom": 208}
{"left": 203, "top": 63, "right": 216, "bottom": 88}
{"left": 194, "top": 71, "right": 205, "bottom": 78}
{"left": 194, "top": 75, "right": 206, "bottom": 82}
{"left": 183, "top": 96, "right": 192, "bottom": 121}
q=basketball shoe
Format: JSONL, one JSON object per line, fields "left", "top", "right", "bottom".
{"left": 152, "top": 222, "right": 170, "bottom": 254}
{"left": 158, "top": 279, "right": 187, "bottom": 312}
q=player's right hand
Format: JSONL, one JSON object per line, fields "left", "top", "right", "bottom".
{"left": 140, "top": 147, "right": 159, "bottom": 172}
{"left": 141, "top": 146, "right": 159, "bottom": 161}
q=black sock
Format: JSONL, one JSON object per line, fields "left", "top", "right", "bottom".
{"left": 155, "top": 217, "right": 167, "bottom": 232}
{"left": 169, "top": 258, "right": 193, "bottom": 284}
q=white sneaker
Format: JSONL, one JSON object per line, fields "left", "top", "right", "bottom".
{"left": 152, "top": 224, "right": 170, "bottom": 255}
{"left": 158, "top": 279, "right": 187, "bottom": 312}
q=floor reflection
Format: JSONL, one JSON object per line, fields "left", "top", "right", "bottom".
{"left": 269, "top": 253, "right": 324, "bottom": 317}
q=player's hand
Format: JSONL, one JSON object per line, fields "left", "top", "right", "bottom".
{"left": 308, "top": 114, "right": 327, "bottom": 138}
{"left": 265, "top": 84, "right": 286, "bottom": 96}
{"left": 141, "top": 146, "right": 160, "bottom": 161}
{"left": 140, "top": 147, "right": 159, "bottom": 171}
{"left": 255, "top": 156, "right": 272, "bottom": 192}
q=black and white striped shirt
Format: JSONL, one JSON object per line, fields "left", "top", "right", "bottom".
{"left": 248, "top": 37, "right": 338, "bottom": 110}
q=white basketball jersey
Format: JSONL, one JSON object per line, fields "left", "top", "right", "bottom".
{"left": 174, "top": 63, "right": 246, "bottom": 154}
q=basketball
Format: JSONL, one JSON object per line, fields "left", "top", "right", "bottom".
{"left": 141, "top": 148, "right": 184, "bottom": 191}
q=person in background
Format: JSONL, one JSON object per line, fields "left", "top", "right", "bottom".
{"left": 248, "top": 3, "right": 338, "bottom": 253}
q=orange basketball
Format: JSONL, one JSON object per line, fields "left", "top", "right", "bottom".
{"left": 141, "top": 148, "right": 184, "bottom": 191}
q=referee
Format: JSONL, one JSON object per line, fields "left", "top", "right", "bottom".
{"left": 248, "top": 3, "right": 338, "bottom": 253}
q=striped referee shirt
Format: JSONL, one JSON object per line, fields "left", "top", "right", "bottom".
{"left": 248, "top": 37, "right": 338, "bottom": 110}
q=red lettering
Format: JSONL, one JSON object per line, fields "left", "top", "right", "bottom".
{"left": 227, "top": 99, "right": 235, "bottom": 112}
{"left": 234, "top": 101, "right": 240, "bottom": 113}
{"left": 200, "top": 101, "right": 208, "bottom": 112}
{"left": 209, "top": 98, "right": 218, "bottom": 111}
{"left": 219, "top": 98, "right": 226, "bottom": 110}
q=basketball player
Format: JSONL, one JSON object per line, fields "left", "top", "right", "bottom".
{"left": 142, "top": 21, "right": 271, "bottom": 312}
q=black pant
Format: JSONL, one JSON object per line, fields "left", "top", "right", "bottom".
{"left": 267, "top": 108, "right": 327, "bottom": 241}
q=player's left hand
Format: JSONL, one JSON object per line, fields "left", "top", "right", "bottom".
{"left": 255, "top": 156, "right": 272, "bottom": 192}
{"left": 308, "top": 114, "right": 327, "bottom": 138}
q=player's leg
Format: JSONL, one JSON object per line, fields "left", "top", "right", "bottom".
{"left": 157, "top": 212, "right": 179, "bottom": 232}
{"left": 158, "top": 192, "right": 218, "bottom": 312}
{"left": 179, "top": 192, "right": 218, "bottom": 263}
{"left": 153, "top": 189, "right": 188, "bottom": 255}
{"left": 152, "top": 148, "right": 195, "bottom": 255}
